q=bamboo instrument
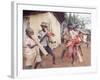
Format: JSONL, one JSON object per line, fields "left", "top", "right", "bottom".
{"left": 77, "top": 50, "right": 83, "bottom": 63}
{"left": 31, "top": 35, "right": 48, "bottom": 56}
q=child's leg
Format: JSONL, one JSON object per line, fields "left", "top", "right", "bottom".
{"left": 45, "top": 46, "right": 56, "bottom": 64}
{"left": 71, "top": 46, "right": 77, "bottom": 64}
{"left": 67, "top": 46, "right": 73, "bottom": 58}
{"left": 34, "top": 62, "right": 41, "bottom": 69}
{"left": 61, "top": 48, "right": 66, "bottom": 61}
{"left": 71, "top": 53, "right": 74, "bottom": 64}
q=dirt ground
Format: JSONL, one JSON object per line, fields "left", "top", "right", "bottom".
{"left": 36, "top": 43, "right": 91, "bottom": 69}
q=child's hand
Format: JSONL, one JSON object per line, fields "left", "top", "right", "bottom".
{"left": 66, "top": 41, "right": 73, "bottom": 47}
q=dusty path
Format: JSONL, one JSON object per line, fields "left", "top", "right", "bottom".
{"left": 36, "top": 43, "right": 91, "bottom": 69}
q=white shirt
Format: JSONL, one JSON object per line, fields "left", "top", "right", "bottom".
{"left": 24, "top": 35, "right": 36, "bottom": 55}
{"left": 38, "top": 30, "right": 48, "bottom": 47}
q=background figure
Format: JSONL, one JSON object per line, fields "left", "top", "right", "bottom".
{"left": 61, "top": 24, "right": 83, "bottom": 64}
{"left": 61, "top": 24, "right": 73, "bottom": 61}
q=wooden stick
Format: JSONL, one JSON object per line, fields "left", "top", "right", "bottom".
{"left": 77, "top": 50, "right": 83, "bottom": 63}
{"left": 31, "top": 35, "right": 48, "bottom": 56}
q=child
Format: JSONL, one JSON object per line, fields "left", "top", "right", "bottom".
{"left": 23, "top": 27, "right": 45, "bottom": 69}
{"left": 38, "top": 22, "right": 56, "bottom": 64}
{"left": 66, "top": 31, "right": 83, "bottom": 64}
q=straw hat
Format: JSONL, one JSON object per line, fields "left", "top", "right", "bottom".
{"left": 40, "top": 22, "right": 49, "bottom": 27}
